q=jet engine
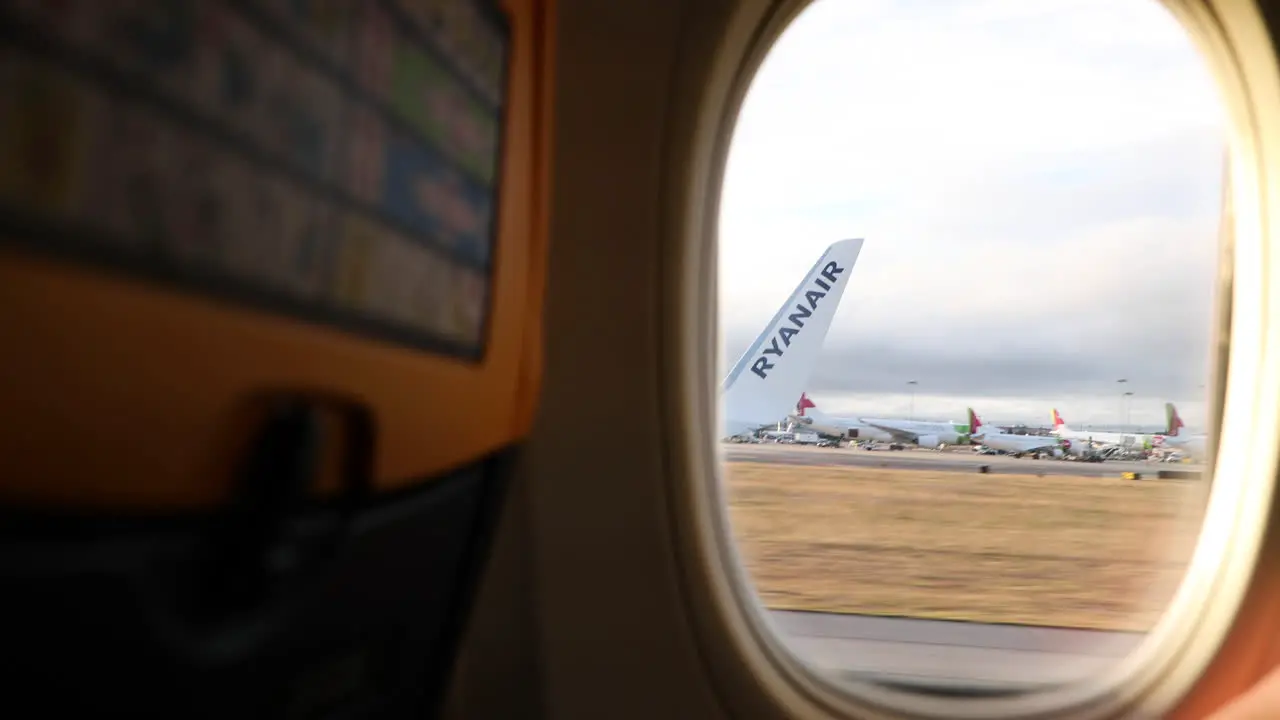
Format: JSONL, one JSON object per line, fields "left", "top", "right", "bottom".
{"left": 916, "top": 434, "right": 940, "bottom": 449}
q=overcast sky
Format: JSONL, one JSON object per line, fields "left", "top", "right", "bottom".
{"left": 718, "top": 0, "right": 1226, "bottom": 429}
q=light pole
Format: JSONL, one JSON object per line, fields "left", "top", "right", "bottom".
{"left": 1117, "top": 378, "right": 1128, "bottom": 430}
{"left": 907, "top": 380, "right": 918, "bottom": 421}
{"left": 1123, "top": 391, "right": 1134, "bottom": 429}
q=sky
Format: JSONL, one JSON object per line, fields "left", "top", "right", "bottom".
{"left": 718, "top": 0, "right": 1227, "bottom": 429}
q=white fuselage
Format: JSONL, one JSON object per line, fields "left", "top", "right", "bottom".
{"left": 975, "top": 431, "right": 1063, "bottom": 456}
{"left": 858, "top": 418, "right": 965, "bottom": 446}
{"left": 1052, "top": 426, "right": 1154, "bottom": 450}
{"left": 789, "top": 412, "right": 896, "bottom": 442}
{"left": 1156, "top": 434, "right": 1208, "bottom": 457}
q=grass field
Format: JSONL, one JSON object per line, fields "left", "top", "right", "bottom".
{"left": 724, "top": 461, "right": 1211, "bottom": 632}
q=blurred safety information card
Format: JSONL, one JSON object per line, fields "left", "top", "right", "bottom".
{"left": 0, "top": 0, "right": 510, "bottom": 359}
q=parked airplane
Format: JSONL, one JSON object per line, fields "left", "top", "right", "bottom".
{"left": 787, "top": 392, "right": 896, "bottom": 443}
{"left": 1050, "top": 408, "right": 1155, "bottom": 451}
{"left": 721, "top": 239, "right": 865, "bottom": 440}
{"left": 968, "top": 409, "right": 1067, "bottom": 457}
{"left": 1155, "top": 402, "right": 1210, "bottom": 458}
{"left": 855, "top": 414, "right": 973, "bottom": 449}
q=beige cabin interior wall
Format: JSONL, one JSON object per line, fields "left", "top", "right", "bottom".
{"left": 443, "top": 0, "right": 739, "bottom": 718}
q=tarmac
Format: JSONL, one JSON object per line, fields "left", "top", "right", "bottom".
{"left": 722, "top": 442, "right": 1206, "bottom": 479}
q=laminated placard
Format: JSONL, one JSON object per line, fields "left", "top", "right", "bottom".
{"left": 0, "top": 0, "right": 511, "bottom": 360}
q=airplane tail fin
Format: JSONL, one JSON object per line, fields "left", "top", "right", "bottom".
{"left": 967, "top": 407, "right": 983, "bottom": 434}
{"left": 1165, "top": 402, "right": 1186, "bottom": 437}
{"left": 796, "top": 392, "right": 817, "bottom": 417}
{"left": 722, "top": 239, "right": 865, "bottom": 437}
{"left": 791, "top": 391, "right": 835, "bottom": 426}
{"left": 1051, "top": 408, "right": 1067, "bottom": 430}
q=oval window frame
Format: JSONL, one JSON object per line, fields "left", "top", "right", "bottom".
{"left": 659, "top": 0, "right": 1280, "bottom": 717}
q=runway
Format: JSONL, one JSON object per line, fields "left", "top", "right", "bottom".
{"left": 767, "top": 610, "right": 1145, "bottom": 690}
{"left": 722, "top": 442, "right": 1206, "bottom": 479}
{"left": 727, "top": 443, "right": 1194, "bottom": 688}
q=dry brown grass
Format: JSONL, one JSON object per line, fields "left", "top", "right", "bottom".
{"left": 724, "top": 461, "right": 1210, "bottom": 632}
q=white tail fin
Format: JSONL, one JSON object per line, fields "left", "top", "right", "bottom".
{"left": 721, "top": 238, "right": 864, "bottom": 437}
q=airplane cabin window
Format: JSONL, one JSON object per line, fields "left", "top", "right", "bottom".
{"left": 716, "top": 0, "right": 1227, "bottom": 704}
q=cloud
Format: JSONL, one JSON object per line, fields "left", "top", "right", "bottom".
{"left": 717, "top": 0, "right": 1227, "bottom": 427}
{"left": 722, "top": 0, "right": 1221, "bottom": 211}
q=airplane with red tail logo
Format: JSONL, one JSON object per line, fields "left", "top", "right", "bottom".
{"left": 968, "top": 408, "right": 1071, "bottom": 457}
{"left": 787, "top": 392, "right": 895, "bottom": 443}
{"left": 1154, "top": 402, "right": 1208, "bottom": 458}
